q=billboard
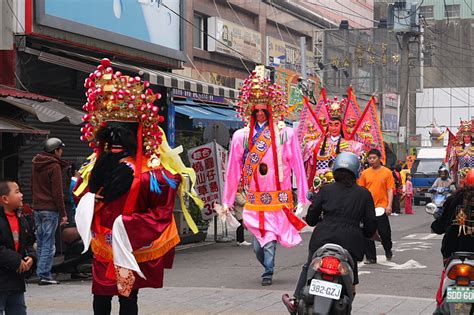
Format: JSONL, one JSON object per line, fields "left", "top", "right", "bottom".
{"left": 36, "top": 0, "right": 184, "bottom": 60}
{"left": 207, "top": 17, "right": 261, "bottom": 63}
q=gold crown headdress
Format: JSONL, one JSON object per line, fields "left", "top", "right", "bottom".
{"left": 236, "top": 67, "right": 288, "bottom": 124}
{"left": 324, "top": 97, "right": 347, "bottom": 120}
{"left": 81, "top": 59, "right": 164, "bottom": 157}
{"left": 456, "top": 119, "right": 474, "bottom": 143}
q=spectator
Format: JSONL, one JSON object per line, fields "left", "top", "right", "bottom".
{"left": 391, "top": 164, "right": 402, "bottom": 216}
{"left": 404, "top": 173, "right": 414, "bottom": 215}
{"left": 358, "top": 148, "right": 395, "bottom": 264}
{"left": 31, "top": 137, "right": 69, "bottom": 285}
{"left": 0, "top": 179, "right": 36, "bottom": 315}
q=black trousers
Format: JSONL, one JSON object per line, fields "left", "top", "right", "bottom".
{"left": 364, "top": 214, "right": 392, "bottom": 261}
{"left": 93, "top": 290, "right": 139, "bottom": 315}
{"left": 236, "top": 219, "right": 244, "bottom": 242}
{"left": 392, "top": 194, "right": 401, "bottom": 214}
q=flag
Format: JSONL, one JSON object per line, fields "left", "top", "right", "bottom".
{"left": 297, "top": 87, "right": 328, "bottom": 145}
{"left": 349, "top": 96, "right": 386, "bottom": 163}
{"left": 343, "top": 86, "right": 363, "bottom": 137}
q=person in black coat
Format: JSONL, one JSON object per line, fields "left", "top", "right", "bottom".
{"left": 282, "top": 153, "right": 377, "bottom": 314}
{"left": 431, "top": 171, "right": 474, "bottom": 310}
{"left": 0, "top": 180, "right": 36, "bottom": 315}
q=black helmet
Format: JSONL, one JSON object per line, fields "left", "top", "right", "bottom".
{"left": 44, "top": 137, "right": 65, "bottom": 153}
{"left": 333, "top": 152, "right": 361, "bottom": 178}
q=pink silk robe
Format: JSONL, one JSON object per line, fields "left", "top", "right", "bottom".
{"left": 223, "top": 125, "right": 309, "bottom": 248}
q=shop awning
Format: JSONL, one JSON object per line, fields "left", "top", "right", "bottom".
{"left": 174, "top": 102, "right": 243, "bottom": 129}
{"left": 21, "top": 47, "right": 240, "bottom": 99}
{"left": 0, "top": 86, "right": 84, "bottom": 125}
{"left": 0, "top": 116, "right": 49, "bottom": 135}
{"left": 146, "top": 70, "right": 239, "bottom": 99}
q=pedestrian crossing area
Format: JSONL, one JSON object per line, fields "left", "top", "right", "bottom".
{"left": 401, "top": 233, "right": 443, "bottom": 240}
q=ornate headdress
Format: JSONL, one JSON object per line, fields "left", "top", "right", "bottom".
{"left": 81, "top": 59, "right": 164, "bottom": 158}
{"left": 325, "top": 97, "right": 347, "bottom": 120}
{"left": 236, "top": 66, "right": 287, "bottom": 124}
{"left": 456, "top": 119, "right": 474, "bottom": 143}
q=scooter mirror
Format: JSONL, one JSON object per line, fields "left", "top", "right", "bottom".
{"left": 425, "top": 203, "right": 437, "bottom": 216}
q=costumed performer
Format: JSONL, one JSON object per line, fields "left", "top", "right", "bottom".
{"left": 448, "top": 119, "right": 474, "bottom": 185}
{"left": 222, "top": 67, "right": 309, "bottom": 286}
{"left": 302, "top": 97, "right": 364, "bottom": 192}
{"left": 73, "top": 59, "right": 203, "bottom": 315}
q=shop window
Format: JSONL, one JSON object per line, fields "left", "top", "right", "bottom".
{"left": 445, "top": 5, "right": 460, "bottom": 18}
{"left": 193, "top": 15, "right": 207, "bottom": 50}
{"left": 420, "top": 5, "right": 434, "bottom": 19}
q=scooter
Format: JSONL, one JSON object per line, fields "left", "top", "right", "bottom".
{"left": 297, "top": 243, "right": 355, "bottom": 315}
{"left": 426, "top": 187, "right": 451, "bottom": 219}
{"left": 51, "top": 225, "right": 93, "bottom": 276}
{"left": 437, "top": 252, "right": 474, "bottom": 315}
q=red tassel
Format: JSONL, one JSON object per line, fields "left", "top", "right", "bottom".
{"left": 282, "top": 206, "right": 307, "bottom": 231}
{"left": 259, "top": 211, "right": 266, "bottom": 237}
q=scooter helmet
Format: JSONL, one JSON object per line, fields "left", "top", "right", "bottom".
{"left": 465, "top": 169, "right": 474, "bottom": 187}
{"left": 333, "top": 152, "right": 361, "bottom": 178}
{"left": 44, "top": 137, "right": 65, "bottom": 153}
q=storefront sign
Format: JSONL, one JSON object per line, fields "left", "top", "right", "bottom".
{"left": 171, "top": 88, "right": 226, "bottom": 104}
{"left": 167, "top": 102, "right": 175, "bottom": 148}
{"left": 188, "top": 142, "right": 228, "bottom": 220}
{"left": 266, "top": 36, "right": 315, "bottom": 74}
{"left": 382, "top": 94, "right": 399, "bottom": 132}
{"left": 207, "top": 17, "right": 262, "bottom": 63}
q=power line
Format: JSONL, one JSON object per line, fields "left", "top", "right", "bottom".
{"left": 302, "top": 0, "right": 379, "bottom": 25}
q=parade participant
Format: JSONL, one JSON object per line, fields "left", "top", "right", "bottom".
{"left": 404, "top": 173, "right": 414, "bottom": 215}
{"left": 358, "top": 148, "right": 395, "bottom": 264}
{"left": 281, "top": 152, "right": 377, "bottom": 314}
{"left": 302, "top": 98, "right": 364, "bottom": 192}
{"left": 221, "top": 68, "right": 309, "bottom": 286}
{"left": 448, "top": 119, "right": 474, "bottom": 184}
{"left": 74, "top": 59, "right": 202, "bottom": 314}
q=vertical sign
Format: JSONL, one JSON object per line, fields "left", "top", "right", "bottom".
{"left": 167, "top": 102, "right": 175, "bottom": 148}
{"left": 188, "top": 142, "right": 228, "bottom": 220}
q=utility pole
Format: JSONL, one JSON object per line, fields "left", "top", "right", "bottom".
{"left": 300, "top": 37, "right": 307, "bottom": 80}
{"left": 398, "top": 32, "right": 411, "bottom": 159}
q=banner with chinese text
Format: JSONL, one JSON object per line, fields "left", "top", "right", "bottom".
{"left": 188, "top": 141, "right": 228, "bottom": 220}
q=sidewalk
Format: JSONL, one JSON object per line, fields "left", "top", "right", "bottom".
{"left": 25, "top": 284, "right": 437, "bottom": 315}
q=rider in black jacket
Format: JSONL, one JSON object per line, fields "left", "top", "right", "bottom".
{"left": 282, "top": 152, "right": 377, "bottom": 314}
{"left": 431, "top": 169, "right": 474, "bottom": 310}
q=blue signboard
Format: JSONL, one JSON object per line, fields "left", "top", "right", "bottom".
{"left": 36, "top": 0, "right": 184, "bottom": 60}
{"left": 167, "top": 102, "right": 176, "bottom": 148}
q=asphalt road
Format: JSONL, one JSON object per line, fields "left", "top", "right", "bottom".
{"left": 25, "top": 206, "right": 442, "bottom": 314}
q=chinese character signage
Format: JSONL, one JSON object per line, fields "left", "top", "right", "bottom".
{"left": 188, "top": 141, "right": 228, "bottom": 220}
{"left": 207, "top": 17, "right": 262, "bottom": 63}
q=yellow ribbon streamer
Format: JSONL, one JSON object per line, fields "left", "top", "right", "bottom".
{"left": 158, "top": 127, "right": 203, "bottom": 234}
{"left": 74, "top": 153, "right": 96, "bottom": 197}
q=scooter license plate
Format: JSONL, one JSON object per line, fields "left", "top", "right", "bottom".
{"left": 308, "top": 279, "right": 342, "bottom": 300}
{"left": 425, "top": 193, "right": 432, "bottom": 198}
{"left": 446, "top": 286, "right": 474, "bottom": 303}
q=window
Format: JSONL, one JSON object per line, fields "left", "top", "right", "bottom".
{"left": 193, "top": 15, "right": 207, "bottom": 50}
{"left": 445, "top": 4, "right": 460, "bottom": 18}
{"left": 420, "top": 5, "right": 434, "bottom": 19}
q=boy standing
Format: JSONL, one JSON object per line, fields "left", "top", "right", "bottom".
{"left": 0, "top": 180, "right": 36, "bottom": 315}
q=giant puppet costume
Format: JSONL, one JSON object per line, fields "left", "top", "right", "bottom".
{"left": 73, "top": 59, "right": 202, "bottom": 313}
{"left": 298, "top": 87, "right": 385, "bottom": 192}
{"left": 448, "top": 119, "right": 474, "bottom": 184}
{"left": 222, "top": 68, "right": 309, "bottom": 284}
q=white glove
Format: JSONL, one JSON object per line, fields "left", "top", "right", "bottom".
{"left": 222, "top": 203, "right": 230, "bottom": 214}
{"left": 295, "top": 202, "right": 308, "bottom": 218}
